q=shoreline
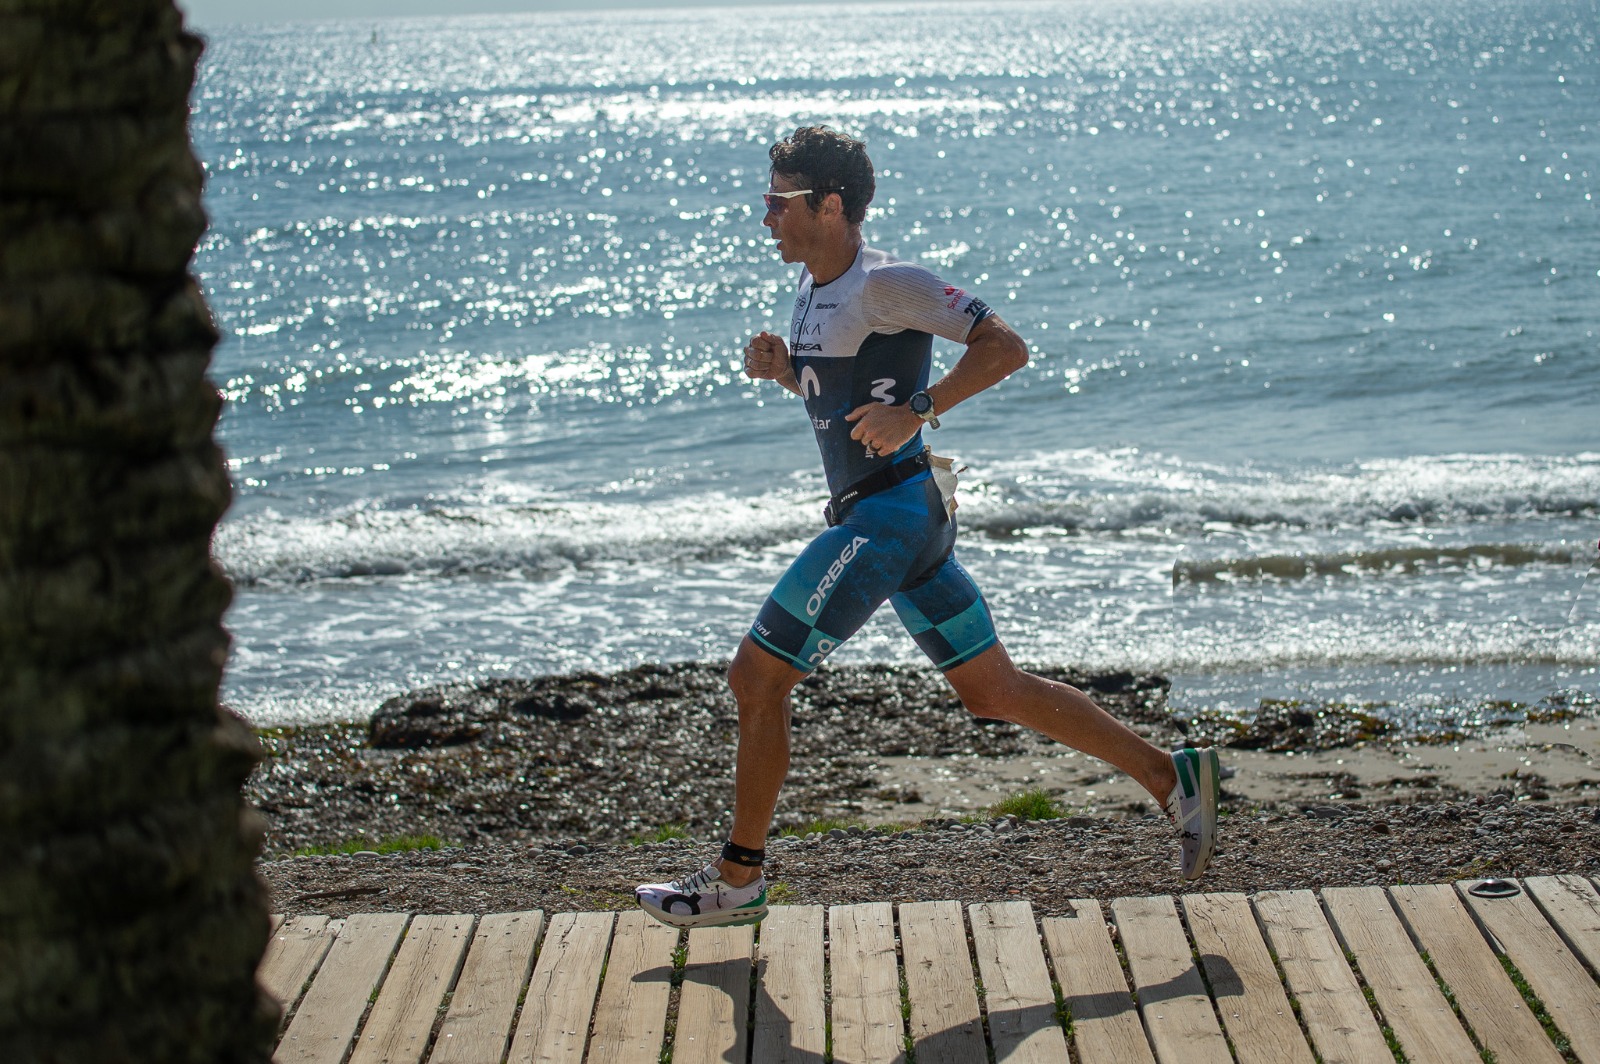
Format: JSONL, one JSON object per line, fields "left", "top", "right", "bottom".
{"left": 248, "top": 662, "right": 1599, "bottom": 915}
{"left": 246, "top": 662, "right": 1600, "bottom": 855}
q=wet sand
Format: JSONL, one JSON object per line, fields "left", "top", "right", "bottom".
{"left": 863, "top": 716, "right": 1600, "bottom": 822}
{"left": 246, "top": 662, "right": 1598, "bottom": 858}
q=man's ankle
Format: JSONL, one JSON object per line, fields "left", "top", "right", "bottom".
{"left": 716, "top": 859, "right": 762, "bottom": 888}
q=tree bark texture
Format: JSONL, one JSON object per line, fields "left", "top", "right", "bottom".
{"left": 0, "top": 1, "right": 277, "bottom": 1061}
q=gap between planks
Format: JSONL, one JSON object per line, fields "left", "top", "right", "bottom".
{"left": 263, "top": 881, "right": 1599, "bottom": 1064}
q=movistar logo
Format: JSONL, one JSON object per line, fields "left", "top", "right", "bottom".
{"left": 807, "top": 536, "right": 869, "bottom": 617}
{"left": 799, "top": 365, "right": 821, "bottom": 398}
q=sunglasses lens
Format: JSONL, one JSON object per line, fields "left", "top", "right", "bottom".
{"left": 763, "top": 194, "right": 788, "bottom": 212}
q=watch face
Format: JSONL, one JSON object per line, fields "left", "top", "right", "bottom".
{"left": 910, "top": 392, "right": 933, "bottom": 416}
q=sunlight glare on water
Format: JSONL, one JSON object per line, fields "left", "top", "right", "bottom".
{"left": 193, "top": 0, "right": 1600, "bottom": 724}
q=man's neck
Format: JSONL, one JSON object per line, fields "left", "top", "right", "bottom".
{"left": 805, "top": 231, "right": 864, "bottom": 286}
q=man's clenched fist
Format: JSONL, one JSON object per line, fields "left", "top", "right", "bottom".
{"left": 743, "top": 330, "right": 791, "bottom": 380}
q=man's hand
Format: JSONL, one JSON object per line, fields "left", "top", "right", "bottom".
{"left": 845, "top": 402, "right": 921, "bottom": 457}
{"left": 743, "top": 331, "right": 791, "bottom": 381}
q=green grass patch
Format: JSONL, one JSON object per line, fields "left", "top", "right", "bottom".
{"left": 991, "top": 787, "right": 1066, "bottom": 821}
{"left": 1349, "top": 951, "right": 1409, "bottom": 1063}
{"left": 1420, "top": 950, "right": 1496, "bottom": 1063}
{"left": 1498, "top": 955, "right": 1574, "bottom": 1060}
{"left": 660, "top": 939, "right": 689, "bottom": 1064}
{"left": 292, "top": 834, "right": 445, "bottom": 857}
{"left": 631, "top": 822, "right": 691, "bottom": 845}
{"left": 899, "top": 969, "right": 915, "bottom": 1060}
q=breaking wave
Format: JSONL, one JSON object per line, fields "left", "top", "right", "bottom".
{"left": 1173, "top": 543, "right": 1587, "bottom": 586}
{"left": 216, "top": 451, "right": 1600, "bottom": 585}
{"left": 956, "top": 451, "right": 1600, "bottom": 536}
{"left": 216, "top": 492, "right": 819, "bottom": 585}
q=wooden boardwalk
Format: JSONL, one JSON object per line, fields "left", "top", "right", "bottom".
{"left": 263, "top": 876, "right": 1600, "bottom": 1063}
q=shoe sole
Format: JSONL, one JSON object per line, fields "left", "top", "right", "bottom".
{"left": 1184, "top": 748, "right": 1221, "bottom": 881}
{"left": 638, "top": 899, "right": 769, "bottom": 930}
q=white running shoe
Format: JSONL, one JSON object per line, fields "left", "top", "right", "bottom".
{"left": 636, "top": 863, "right": 768, "bottom": 929}
{"left": 1166, "top": 747, "right": 1221, "bottom": 881}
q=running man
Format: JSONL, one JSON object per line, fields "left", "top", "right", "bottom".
{"left": 637, "top": 126, "right": 1220, "bottom": 928}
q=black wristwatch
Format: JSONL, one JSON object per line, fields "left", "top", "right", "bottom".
{"left": 908, "top": 390, "right": 940, "bottom": 429}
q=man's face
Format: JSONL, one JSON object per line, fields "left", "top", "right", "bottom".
{"left": 764, "top": 172, "right": 824, "bottom": 264}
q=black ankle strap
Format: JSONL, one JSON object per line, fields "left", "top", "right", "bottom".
{"left": 720, "top": 839, "right": 765, "bottom": 868}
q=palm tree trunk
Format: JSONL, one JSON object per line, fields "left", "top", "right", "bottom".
{"left": 0, "top": 1, "right": 276, "bottom": 1060}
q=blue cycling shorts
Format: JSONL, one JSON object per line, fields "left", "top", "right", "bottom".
{"left": 747, "top": 473, "right": 998, "bottom": 673}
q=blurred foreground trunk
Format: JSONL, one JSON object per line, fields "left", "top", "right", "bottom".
{"left": 0, "top": 1, "right": 276, "bottom": 1060}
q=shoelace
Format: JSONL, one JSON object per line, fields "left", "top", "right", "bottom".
{"left": 673, "top": 866, "right": 719, "bottom": 895}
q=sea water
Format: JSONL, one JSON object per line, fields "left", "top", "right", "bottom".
{"left": 190, "top": 0, "right": 1600, "bottom": 726}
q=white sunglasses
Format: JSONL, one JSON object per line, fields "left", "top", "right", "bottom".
{"left": 763, "top": 187, "right": 844, "bottom": 212}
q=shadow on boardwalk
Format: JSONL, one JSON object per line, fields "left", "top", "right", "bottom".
{"left": 265, "top": 877, "right": 1600, "bottom": 1064}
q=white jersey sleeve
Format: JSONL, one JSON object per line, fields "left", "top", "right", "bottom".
{"left": 859, "top": 260, "right": 993, "bottom": 344}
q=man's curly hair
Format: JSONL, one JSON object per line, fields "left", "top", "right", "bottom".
{"left": 768, "top": 126, "right": 875, "bottom": 226}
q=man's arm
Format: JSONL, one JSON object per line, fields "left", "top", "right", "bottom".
{"left": 921, "top": 314, "right": 1029, "bottom": 416}
{"left": 845, "top": 313, "right": 1028, "bottom": 454}
{"left": 744, "top": 330, "right": 802, "bottom": 396}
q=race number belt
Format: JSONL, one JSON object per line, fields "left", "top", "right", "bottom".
{"left": 823, "top": 450, "right": 931, "bottom": 527}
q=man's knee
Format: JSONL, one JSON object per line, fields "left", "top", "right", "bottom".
{"left": 728, "top": 638, "right": 802, "bottom": 710}
{"left": 945, "top": 653, "right": 1029, "bottom": 722}
{"left": 956, "top": 687, "right": 1011, "bottom": 721}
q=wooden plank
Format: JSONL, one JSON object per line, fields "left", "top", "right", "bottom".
{"left": 673, "top": 923, "right": 755, "bottom": 1064}
{"left": 899, "top": 901, "right": 983, "bottom": 1064}
{"left": 1524, "top": 874, "right": 1600, "bottom": 977}
{"left": 828, "top": 902, "right": 905, "bottom": 1064}
{"left": 1390, "top": 884, "right": 1563, "bottom": 1064}
{"left": 752, "top": 905, "right": 827, "bottom": 1064}
{"left": 1321, "top": 886, "right": 1480, "bottom": 1064}
{"left": 1252, "top": 890, "right": 1389, "bottom": 1064}
{"left": 505, "top": 911, "right": 614, "bottom": 1064}
{"left": 272, "top": 914, "right": 286, "bottom": 935}
{"left": 349, "top": 914, "right": 474, "bottom": 1064}
{"left": 970, "top": 901, "right": 1069, "bottom": 1064}
{"left": 260, "top": 915, "right": 334, "bottom": 1022}
{"left": 429, "top": 912, "right": 543, "bottom": 1064}
{"left": 1459, "top": 880, "right": 1600, "bottom": 1064}
{"left": 586, "top": 911, "right": 679, "bottom": 1064}
{"left": 1040, "top": 900, "right": 1155, "bottom": 1064}
{"left": 1181, "top": 893, "right": 1314, "bottom": 1064}
{"left": 274, "top": 912, "right": 410, "bottom": 1064}
{"left": 1109, "top": 896, "right": 1231, "bottom": 1064}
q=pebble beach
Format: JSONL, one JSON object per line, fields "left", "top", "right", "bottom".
{"left": 250, "top": 663, "right": 1600, "bottom": 915}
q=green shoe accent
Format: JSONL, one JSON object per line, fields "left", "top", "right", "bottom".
{"left": 1174, "top": 748, "right": 1198, "bottom": 797}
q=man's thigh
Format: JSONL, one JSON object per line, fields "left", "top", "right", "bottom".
{"left": 747, "top": 521, "right": 916, "bottom": 672}
{"left": 891, "top": 554, "right": 998, "bottom": 672}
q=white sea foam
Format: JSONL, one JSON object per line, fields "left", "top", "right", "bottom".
{"left": 216, "top": 451, "right": 1600, "bottom": 584}
{"left": 957, "top": 451, "right": 1600, "bottom": 534}
{"left": 216, "top": 489, "right": 821, "bottom": 585}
